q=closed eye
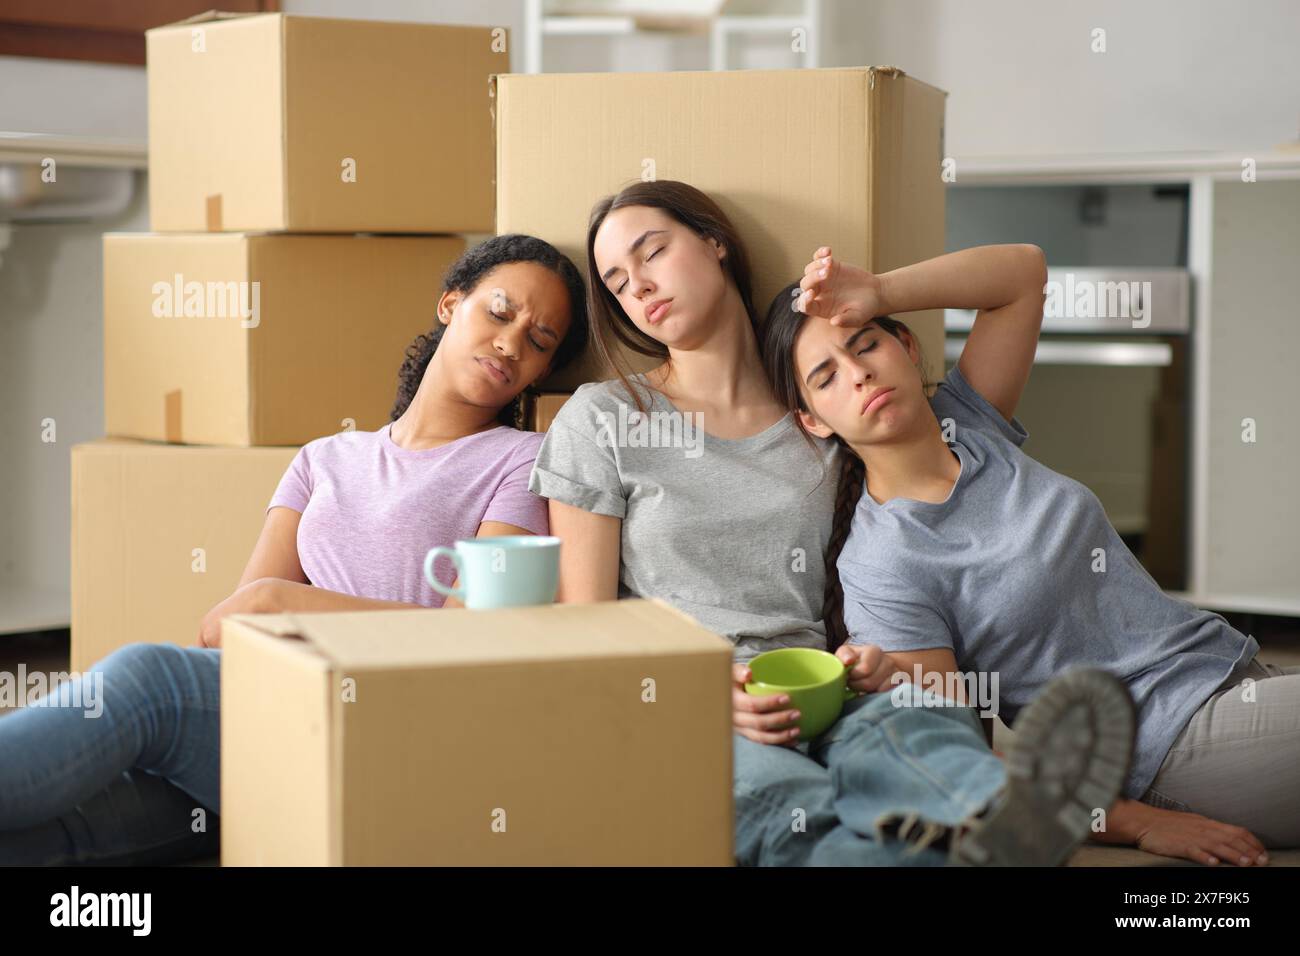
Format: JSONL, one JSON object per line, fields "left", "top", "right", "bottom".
{"left": 492, "top": 310, "right": 547, "bottom": 352}
{"left": 817, "top": 340, "right": 876, "bottom": 389}
{"left": 614, "top": 246, "right": 663, "bottom": 296}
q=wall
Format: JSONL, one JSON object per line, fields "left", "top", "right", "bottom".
{"left": 825, "top": 0, "right": 1300, "bottom": 158}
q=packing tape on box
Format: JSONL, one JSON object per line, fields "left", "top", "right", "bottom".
{"left": 205, "top": 194, "right": 223, "bottom": 232}
{"left": 164, "top": 389, "right": 182, "bottom": 443}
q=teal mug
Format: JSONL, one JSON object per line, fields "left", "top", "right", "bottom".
{"left": 423, "top": 536, "right": 560, "bottom": 609}
{"left": 744, "top": 647, "right": 859, "bottom": 741}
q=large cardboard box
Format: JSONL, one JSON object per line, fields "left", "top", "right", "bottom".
{"left": 147, "top": 11, "right": 500, "bottom": 233}
{"left": 104, "top": 233, "right": 464, "bottom": 446}
{"left": 495, "top": 66, "right": 948, "bottom": 390}
{"left": 221, "top": 599, "right": 735, "bottom": 865}
{"left": 71, "top": 439, "right": 298, "bottom": 673}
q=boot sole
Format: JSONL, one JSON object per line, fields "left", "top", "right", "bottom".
{"left": 953, "top": 668, "right": 1136, "bottom": 866}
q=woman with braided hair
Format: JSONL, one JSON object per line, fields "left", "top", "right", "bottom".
{"left": 758, "top": 242, "right": 1290, "bottom": 864}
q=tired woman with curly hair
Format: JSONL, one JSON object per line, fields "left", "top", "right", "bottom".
{"left": 0, "top": 234, "right": 588, "bottom": 865}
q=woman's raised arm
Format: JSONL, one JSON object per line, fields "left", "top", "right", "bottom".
{"left": 798, "top": 243, "right": 1047, "bottom": 423}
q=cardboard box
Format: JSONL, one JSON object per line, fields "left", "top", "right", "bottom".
{"left": 71, "top": 439, "right": 298, "bottom": 673}
{"left": 147, "top": 11, "right": 500, "bottom": 233}
{"left": 104, "top": 232, "right": 464, "bottom": 446}
{"left": 528, "top": 392, "right": 573, "bottom": 432}
{"left": 221, "top": 599, "right": 735, "bottom": 865}
{"left": 495, "top": 66, "right": 948, "bottom": 390}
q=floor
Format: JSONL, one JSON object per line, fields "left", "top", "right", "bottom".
{"left": 3, "top": 612, "right": 1298, "bottom": 867}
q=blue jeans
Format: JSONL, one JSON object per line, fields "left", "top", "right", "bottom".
{"left": 735, "top": 691, "right": 1006, "bottom": 866}
{"left": 0, "top": 644, "right": 222, "bottom": 865}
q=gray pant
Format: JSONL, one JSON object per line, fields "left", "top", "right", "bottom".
{"left": 1141, "top": 655, "right": 1300, "bottom": 847}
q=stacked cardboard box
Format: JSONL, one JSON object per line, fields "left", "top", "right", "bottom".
{"left": 499, "top": 67, "right": 949, "bottom": 392}
{"left": 70, "top": 440, "right": 297, "bottom": 671}
{"left": 102, "top": 232, "right": 465, "bottom": 445}
{"left": 75, "top": 11, "right": 497, "bottom": 667}
{"left": 146, "top": 11, "right": 497, "bottom": 233}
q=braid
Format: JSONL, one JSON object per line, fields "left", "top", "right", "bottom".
{"left": 821, "top": 442, "right": 866, "bottom": 653}
{"left": 757, "top": 279, "right": 931, "bottom": 655}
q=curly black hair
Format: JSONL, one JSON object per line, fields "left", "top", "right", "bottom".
{"left": 390, "top": 234, "right": 590, "bottom": 429}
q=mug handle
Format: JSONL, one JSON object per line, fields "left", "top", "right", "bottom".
{"left": 424, "top": 546, "right": 466, "bottom": 602}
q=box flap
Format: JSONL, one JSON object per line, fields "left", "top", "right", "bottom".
{"left": 151, "top": 10, "right": 271, "bottom": 31}
{"left": 865, "top": 64, "right": 948, "bottom": 97}
{"left": 225, "top": 598, "right": 732, "bottom": 671}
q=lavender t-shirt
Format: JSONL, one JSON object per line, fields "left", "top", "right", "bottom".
{"left": 267, "top": 423, "right": 549, "bottom": 607}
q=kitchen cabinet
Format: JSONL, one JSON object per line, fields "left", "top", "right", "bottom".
{"left": 950, "top": 152, "right": 1300, "bottom": 615}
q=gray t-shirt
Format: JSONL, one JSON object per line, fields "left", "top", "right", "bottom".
{"left": 528, "top": 374, "right": 839, "bottom": 663}
{"left": 838, "top": 362, "right": 1259, "bottom": 799}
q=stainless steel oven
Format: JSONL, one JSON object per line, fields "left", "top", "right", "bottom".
{"left": 944, "top": 268, "right": 1191, "bottom": 589}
